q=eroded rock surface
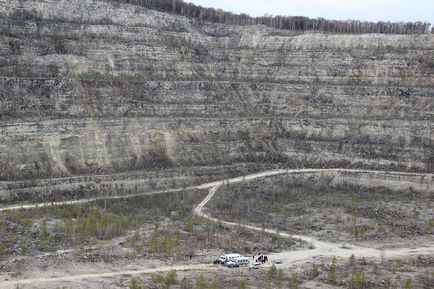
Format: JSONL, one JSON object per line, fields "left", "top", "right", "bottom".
{"left": 0, "top": 0, "right": 433, "bottom": 202}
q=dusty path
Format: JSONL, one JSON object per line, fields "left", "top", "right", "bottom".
{"left": 194, "top": 169, "right": 434, "bottom": 264}
{"left": 1, "top": 169, "right": 433, "bottom": 288}
{"left": 0, "top": 264, "right": 220, "bottom": 288}
{"left": 0, "top": 169, "right": 290, "bottom": 212}
{"left": 0, "top": 185, "right": 197, "bottom": 212}
{"left": 1, "top": 168, "right": 429, "bottom": 212}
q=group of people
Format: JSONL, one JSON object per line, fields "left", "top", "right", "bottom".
{"left": 253, "top": 255, "right": 268, "bottom": 264}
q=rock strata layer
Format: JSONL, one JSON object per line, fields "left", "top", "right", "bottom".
{"left": 0, "top": 0, "right": 433, "bottom": 201}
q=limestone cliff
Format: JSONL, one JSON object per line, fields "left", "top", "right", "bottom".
{"left": 0, "top": 0, "right": 433, "bottom": 202}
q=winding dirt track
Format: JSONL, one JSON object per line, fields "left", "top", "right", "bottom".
{"left": 1, "top": 169, "right": 433, "bottom": 288}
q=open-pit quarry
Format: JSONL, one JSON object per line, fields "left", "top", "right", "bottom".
{"left": 0, "top": 0, "right": 433, "bottom": 288}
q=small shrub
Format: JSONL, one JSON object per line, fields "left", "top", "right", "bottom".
{"left": 383, "top": 277, "right": 392, "bottom": 288}
{"left": 21, "top": 218, "right": 33, "bottom": 228}
{"left": 165, "top": 270, "right": 177, "bottom": 287}
{"left": 196, "top": 273, "right": 207, "bottom": 289}
{"left": 130, "top": 277, "right": 141, "bottom": 289}
{"left": 20, "top": 245, "right": 28, "bottom": 255}
{"left": 404, "top": 278, "right": 412, "bottom": 289}
{"left": 152, "top": 273, "right": 165, "bottom": 284}
{"left": 372, "top": 264, "right": 380, "bottom": 275}
{"left": 271, "top": 234, "right": 283, "bottom": 245}
{"left": 238, "top": 280, "right": 248, "bottom": 289}
{"left": 290, "top": 273, "right": 299, "bottom": 289}
{"left": 332, "top": 256, "right": 337, "bottom": 265}
{"left": 49, "top": 34, "right": 68, "bottom": 55}
{"left": 328, "top": 264, "right": 338, "bottom": 284}
{"left": 349, "top": 254, "right": 356, "bottom": 266}
{"left": 276, "top": 269, "right": 285, "bottom": 287}
{"left": 349, "top": 271, "right": 369, "bottom": 289}
{"left": 208, "top": 280, "right": 220, "bottom": 289}
{"left": 310, "top": 263, "right": 320, "bottom": 279}
{"left": 180, "top": 276, "right": 193, "bottom": 289}
{"left": 266, "top": 264, "right": 278, "bottom": 280}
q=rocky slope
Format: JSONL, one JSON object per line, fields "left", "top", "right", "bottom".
{"left": 0, "top": 0, "right": 433, "bottom": 202}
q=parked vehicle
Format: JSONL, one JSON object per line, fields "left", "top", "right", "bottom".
{"left": 226, "top": 261, "right": 237, "bottom": 268}
{"left": 225, "top": 256, "right": 249, "bottom": 268}
{"left": 218, "top": 253, "right": 241, "bottom": 264}
{"left": 233, "top": 256, "right": 249, "bottom": 267}
{"left": 273, "top": 259, "right": 283, "bottom": 264}
{"left": 249, "top": 262, "right": 261, "bottom": 269}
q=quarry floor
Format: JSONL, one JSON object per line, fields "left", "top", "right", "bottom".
{"left": 0, "top": 169, "right": 433, "bottom": 289}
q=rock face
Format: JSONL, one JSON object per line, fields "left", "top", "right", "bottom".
{"left": 0, "top": 0, "right": 433, "bottom": 200}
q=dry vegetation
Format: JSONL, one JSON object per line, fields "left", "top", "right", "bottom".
{"left": 124, "top": 255, "right": 434, "bottom": 289}
{"left": 299, "top": 254, "right": 434, "bottom": 289}
{"left": 208, "top": 174, "right": 434, "bottom": 242}
{"left": 0, "top": 188, "right": 304, "bottom": 262}
{"left": 1, "top": 172, "right": 433, "bottom": 288}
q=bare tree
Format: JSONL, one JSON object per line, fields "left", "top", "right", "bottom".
{"left": 107, "top": 0, "right": 430, "bottom": 35}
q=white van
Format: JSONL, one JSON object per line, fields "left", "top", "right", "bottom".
{"left": 218, "top": 253, "right": 241, "bottom": 264}
{"left": 226, "top": 256, "right": 250, "bottom": 268}
{"left": 249, "top": 262, "right": 261, "bottom": 269}
{"left": 234, "top": 257, "right": 250, "bottom": 267}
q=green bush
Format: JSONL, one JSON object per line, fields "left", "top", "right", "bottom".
{"left": 152, "top": 273, "right": 165, "bottom": 284}
{"left": 207, "top": 280, "right": 220, "bottom": 289}
{"left": 147, "top": 226, "right": 181, "bottom": 256}
{"left": 349, "top": 254, "right": 356, "bottom": 266}
{"left": 180, "top": 276, "right": 193, "bottom": 289}
{"left": 238, "top": 280, "right": 248, "bottom": 289}
{"left": 266, "top": 264, "right": 278, "bottom": 280}
{"left": 383, "top": 277, "right": 392, "bottom": 288}
{"left": 310, "top": 263, "right": 320, "bottom": 279}
{"left": 348, "top": 271, "right": 370, "bottom": 289}
{"left": 165, "top": 270, "right": 177, "bottom": 287}
{"left": 290, "top": 273, "right": 299, "bottom": 289}
{"left": 196, "top": 273, "right": 207, "bottom": 289}
{"left": 266, "top": 264, "right": 285, "bottom": 286}
{"left": 328, "top": 264, "right": 337, "bottom": 284}
{"left": 130, "top": 277, "right": 141, "bottom": 289}
{"left": 403, "top": 278, "right": 412, "bottom": 289}
{"left": 271, "top": 234, "right": 283, "bottom": 245}
{"left": 276, "top": 269, "right": 285, "bottom": 287}
{"left": 372, "top": 264, "right": 380, "bottom": 275}
{"left": 52, "top": 38, "right": 67, "bottom": 54}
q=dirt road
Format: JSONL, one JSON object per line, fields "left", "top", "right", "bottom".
{"left": 1, "top": 168, "right": 433, "bottom": 288}
{"left": 0, "top": 264, "right": 220, "bottom": 288}
{"left": 1, "top": 168, "right": 428, "bottom": 212}
{"left": 0, "top": 169, "right": 289, "bottom": 212}
{"left": 194, "top": 169, "right": 434, "bottom": 265}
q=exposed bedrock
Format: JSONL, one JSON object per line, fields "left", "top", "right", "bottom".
{"left": 0, "top": 0, "right": 433, "bottom": 201}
